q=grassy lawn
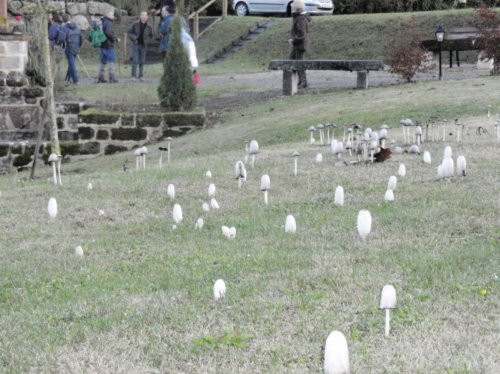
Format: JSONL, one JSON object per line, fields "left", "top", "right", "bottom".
{"left": 2, "top": 70, "right": 499, "bottom": 372}
{"left": 2, "top": 8, "right": 499, "bottom": 373}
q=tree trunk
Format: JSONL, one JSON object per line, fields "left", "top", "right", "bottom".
{"left": 35, "top": 0, "right": 61, "bottom": 156}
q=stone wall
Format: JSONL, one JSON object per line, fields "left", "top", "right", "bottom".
{"left": 0, "top": 103, "right": 206, "bottom": 173}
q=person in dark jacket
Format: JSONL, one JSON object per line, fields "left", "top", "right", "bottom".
{"left": 159, "top": 5, "right": 175, "bottom": 58}
{"left": 98, "top": 9, "right": 119, "bottom": 83}
{"left": 127, "top": 11, "right": 153, "bottom": 81}
{"left": 61, "top": 14, "right": 83, "bottom": 84}
{"left": 48, "top": 12, "right": 63, "bottom": 50}
{"left": 288, "top": 0, "right": 311, "bottom": 89}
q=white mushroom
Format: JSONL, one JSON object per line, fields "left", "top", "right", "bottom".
{"left": 213, "top": 279, "right": 226, "bottom": 300}
{"left": 48, "top": 197, "right": 58, "bottom": 219}
{"left": 398, "top": 163, "right": 406, "bottom": 177}
{"left": 221, "top": 225, "right": 230, "bottom": 238}
{"left": 87, "top": 182, "right": 93, "bottom": 191}
{"left": 442, "top": 157, "right": 454, "bottom": 179}
{"left": 48, "top": 153, "right": 58, "bottom": 185}
{"left": 74, "top": 245, "right": 84, "bottom": 258}
{"left": 172, "top": 203, "right": 183, "bottom": 224}
{"left": 210, "top": 198, "right": 220, "bottom": 210}
{"left": 334, "top": 186, "right": 344, "bottom": 207}
{"left": 384, "top": 189, "right": 394, "bottom": 202}
{"left": 423, "top": 151, "right": 431, "bottom": 164}
{"left": 443, "top": 146, "right": 452, "bottom": 159}
{"left": 315, "top": 153, "right": 323, "bottom": 163}
{"left": 400, "top": 118, "right": 413, "bottom": 144}
{"left": 408, "top": 144, "right": 420, "bottom": 154}
{"left": 285, "top": 215, "right": 296, "bottom": 233}
{"left": 248, "top": 140, "right": 259, "bottom": 169}
{"left": 195, "top": 218, "right": 204, "bottom": 230}
{"left": 380, "top": 284, "right": 397, "bottom": 337}
{"left": 260, "top": 174, "right": 271, "bottom": 205}
{"left": 205, "top": 170, "right": 212, "bottom": 178}
{"left": 234, "top": 160, "right": 246, "bottom": 188}
{"left": 139, "top": 146, "right": 148, "bottom": 169}
{"left": 415, "top": 124, "right": 423, "bottom": 145}
{"left": 324, "top": 331, "right": 350, "bottom": 374}
{"left": 208, "top": 183, "right": 216, "bottom": 197}
{"left": 317, "top": 123, "right": 325, "bottom": 145}
{"left": 357, "top": 210, "right": 372, "bottom": 240}
{"left": 202, "top": 202, "right": 210, "bottom": 212}
{"left": 456, "top": 155, "right": 466, "bottom": 177}
{"left": 167, "top": 184, "right": 175, "bottom": 199}
{"left": 387, "top": 176, "right": 397, "bottom": 191}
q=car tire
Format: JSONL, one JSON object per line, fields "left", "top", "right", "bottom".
{"left": 235, "top": 2, "right": 249, "bottom": 16}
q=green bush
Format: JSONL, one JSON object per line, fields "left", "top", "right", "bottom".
{"left": 157, "top": 14, "right": 197, "bottom": 111}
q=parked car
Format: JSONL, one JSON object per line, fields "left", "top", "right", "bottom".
{"left": 232, "top": 0, "right": 334, "bottom": 17}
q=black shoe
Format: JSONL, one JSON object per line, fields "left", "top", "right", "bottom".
{"left": 298, "top": 82, "right": 308, "bottom": 89}
{"left": 97, "top": 75, "right": 107, "bottom": 83}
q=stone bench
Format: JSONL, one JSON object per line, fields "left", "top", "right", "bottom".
{"left": 268, "top": 59, "right": 385, "bottom": 96}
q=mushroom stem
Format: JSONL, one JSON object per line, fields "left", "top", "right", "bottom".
{"left": 402, "top": 126, "right": 406, "bottom": 144}
{"left": 142, "top": 154, "right": 146, "bottom": 169}
{"left": 57, "top": 159, "right": 62, "bottom": 185}
{"left": 442, "top": 123, "right": 446, "bottom": 142}
{"left": 238, "top": 177, "right": 242, "bottom": 189}
{"left": 51, "top": 162, "right": 57, "bottom": 185}
{"left": 159, "top": 152, "right": 163, "bottom": 168}
{"left": 417, "top": 134, "right": 421, "bottom": 146}
{"left": 251, "top": 155, "right": 255, "bottom": 169}
{"left": 293, "top": 158, "right": 298, "bottom": 176}
{"left": 167, "top": 144, "right": 171, "bottom": 163}
{"left": 385, "top": 309, "right": 391, "bottom": 337}
{"left": 136, "top": 156, "right": 139, "bottom": 170}
{"left": 264, "top": 190, "right": 268, "bottom": 205}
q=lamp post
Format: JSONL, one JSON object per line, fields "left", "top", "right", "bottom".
{"left": 435, "top": 25, "right": 445, "bottom": 80}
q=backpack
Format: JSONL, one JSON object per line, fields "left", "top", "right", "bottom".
{"left": 56, "top": 25, "right": 67, "bottom": 47}
{"left": 88, "top": 23, "right": 107, "bottom": 48}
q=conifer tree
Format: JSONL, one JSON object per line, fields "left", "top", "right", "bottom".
{"left": 157, "top": 11, "right": 196, "bottom": 111}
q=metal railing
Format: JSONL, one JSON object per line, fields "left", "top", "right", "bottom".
{"left": 188, "top": 0, "right": 227, "bottom": 42}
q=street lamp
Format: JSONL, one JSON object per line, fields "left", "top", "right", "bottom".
{"left": 435, "top": 25, "right": 445, "bottom": 80}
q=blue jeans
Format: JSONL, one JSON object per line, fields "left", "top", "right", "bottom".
{"left": 132, "top": 44, "right": 147, "bottom": 78}
{"left": 65, "top": 50, "right": 79, "bottom": 83}
{"left": 99, "top": 48, "right": 115, "bottom": 75}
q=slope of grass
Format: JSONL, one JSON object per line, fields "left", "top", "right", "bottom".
{"left": 1, "top": 74, "right": 499, "bottom": 372}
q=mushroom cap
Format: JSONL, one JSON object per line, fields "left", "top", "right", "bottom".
{"left": 74, "top": 245, "right": 84, "bottom": 257}
{"left": 234, "top": 161, "right": 245, "bottom": 179}
{"left": 48, "top": 153, "right": 58, "bottom": 162}
{"left": 387, "top": 175, "right": 397, "bottom": 191}
{"left": 213, "top": 279, "right": 226, "bottom": 300}
{"left": 165, "top": 137, "right": 172, "bottom": 141}
{"left": 316, "top": 124, "right": 325, "bottom": 129}
{"left": 140, "top": 146, "right": 148, "bottom": 154}
{"left": 384, "top": 189, "right": 395, "bottom": 202}
{"left": 380, "top": 124, "right": 390, "bottom": 129}
{"left": 357, "top": 209, "right": 372, "bottom": 239}
{"left": 205, "top": 170, "right": 212, "bottom": 178}
{"left": 210, "top": 198, "right": 220, "bottom": 209}
{"left": 347, "top": 127, "right": 353, "bottom": 133}
{"left": 334, "top": 186, "right": 344, "bottom": 207}
{"left": 167, "top": 184, "right": 175, "bottom": 199}
{"left": 315, "top": 153, "right": 323, "bottom": 163}
{"left": 285, "top": 214, "right": 297, "bottom": 233}
{"left": 202, "top": 202, "right": 210, "bottom": 212}
{"left": 308, "top": 126, "right": 316, "bottom": 132}
{"left": 292, "top": 151, "right": 300, "bottom": 157}
{"left": 398, "top": 163, "right": 406, "bottom": 177}
{"left": 195, "top": 217, "right": 204, "bottom": 230}
{"left": 443, "top": 146, "right": 452, "bottom": 159}
{"left": 208, "top": 183, "right": 216, "bottom": 197}
{"left": 260, "top": 174, "right": 271, "bottom": 191}
{"left": 133, "top": 148, "right": 142, "bottom": 156}
{"left": 379, "top": 129, "right": 388, "bottom": 139}
{"left": 158, "top": 147, "right": 168, "bottom": 151}
{"left": 248, "top": 140, "right": 259, "bottom": 155}
{"left": 48, "top": 197, "right": 58, "bottom": 219}
{"left": 172, "top": 203, "right": 183, "bottom": 224}
{"left": 400, "top": 118, "right": 414, "bottom": 126}
{"left": 415, "top": 125, "right": 423, "bottom": 135}
{"left": 408, "top": 144, "right": 420, "bottom": 154}
{"left": 324, "top": 331, "right": 350, "bottom": 374}
{"left": 380, "top": 284, "right": 397, "bottom": 309}
{"left": 442, "top": 157, "right": 454, "bottom": 178}
{"left": 393, "top": 146, "right": 404, "bottom": 154}
{"left": 423, "top": 151, "right": 432, "bottom": 164}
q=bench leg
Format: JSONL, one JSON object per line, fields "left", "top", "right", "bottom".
{"left": 356, "top": 71, "right": 369, "bottom": 89}
{"left": 283, "top": 70, "right": 299, "bottom": 96}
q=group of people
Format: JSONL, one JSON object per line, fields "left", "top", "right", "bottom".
{"left": 46, "top": 2, "right": 198, "bottom": 85}
{"left": 45, "top": 0, "right": 307, "bottom": 86}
